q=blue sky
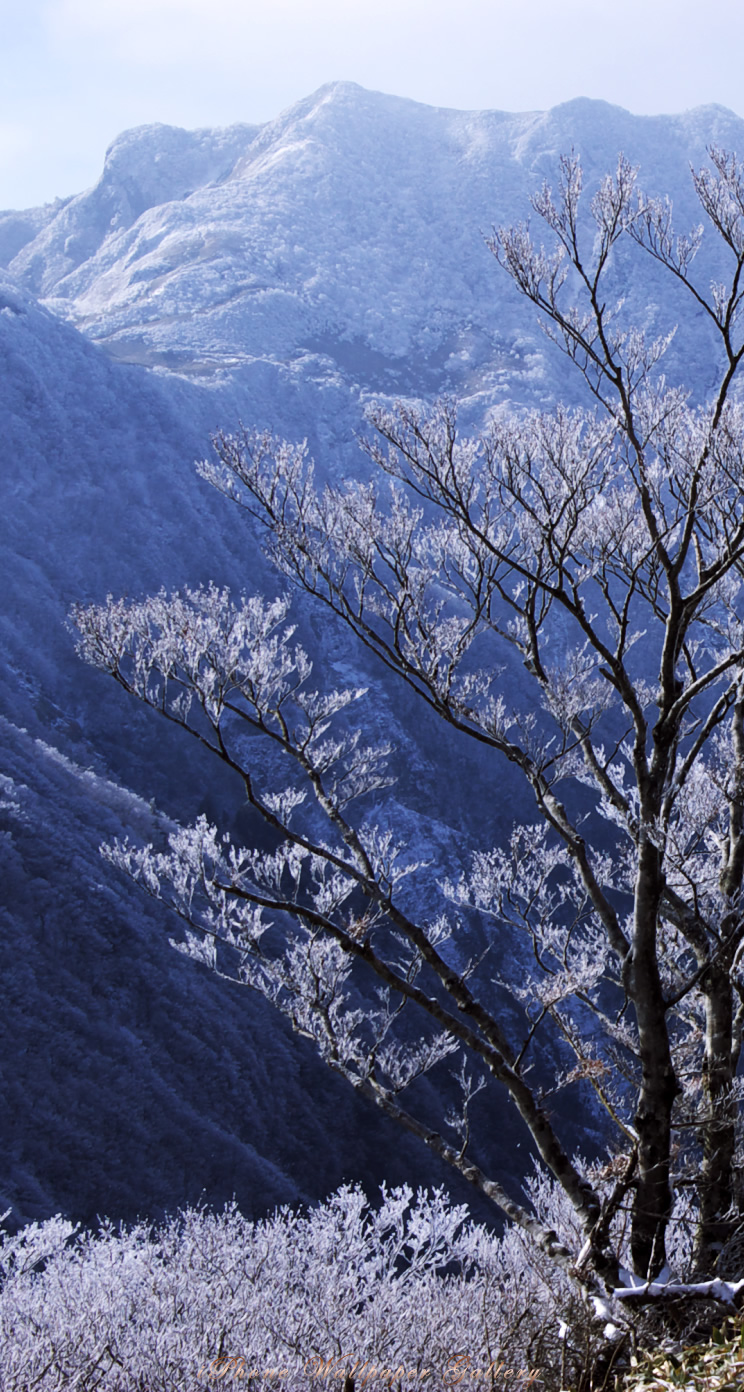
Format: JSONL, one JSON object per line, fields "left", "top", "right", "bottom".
{"left": 3, "top": 0, "right": 744, "bottom": 210}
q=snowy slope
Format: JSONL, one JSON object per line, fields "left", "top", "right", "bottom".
{"left": 4, "top": 84, "right": 744, "bottom": 408}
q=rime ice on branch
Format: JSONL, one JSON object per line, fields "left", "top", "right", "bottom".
{"left": 74, "top": 148, "right": 744, "bottom": 1310}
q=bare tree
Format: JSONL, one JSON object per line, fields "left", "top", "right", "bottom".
{"left": 73, "top": 149, "right": 744, "bottom": 1311}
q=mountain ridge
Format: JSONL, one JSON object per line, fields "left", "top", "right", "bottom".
{"left": 3, "top": 84, "right": 742, "bottom": 411}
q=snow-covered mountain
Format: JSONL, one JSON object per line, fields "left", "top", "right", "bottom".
{"left": 6, "top": 84, "right": 743, "bottom": 405}
{"left": 1, "top": 82, "right": 741, "bottom": 1227}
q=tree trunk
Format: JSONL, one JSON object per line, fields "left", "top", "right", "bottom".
{"left": 631, "top": 840, "right": 678, "bottom": 1278}
{"left": 694, "top": 962, "right": 737, "bottom": 1274}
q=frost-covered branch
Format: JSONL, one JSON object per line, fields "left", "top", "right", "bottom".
{"left": 73, "top": 146, "right": 744, "bottom": 1299}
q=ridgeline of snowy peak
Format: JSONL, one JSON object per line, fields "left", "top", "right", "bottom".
{"left": 5, "top": 84, "right": 744, "bottom": 400}
{"left": 2, "top": 86, "right": 744, "bottom": 1229}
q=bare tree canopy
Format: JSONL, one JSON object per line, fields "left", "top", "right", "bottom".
{"left": 74, "top": 148, "right": 744, "bottom": 1325}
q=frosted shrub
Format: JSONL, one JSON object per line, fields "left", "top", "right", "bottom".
{"left": 0, "top": 1183, "right": 596, "bottom": 1390}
